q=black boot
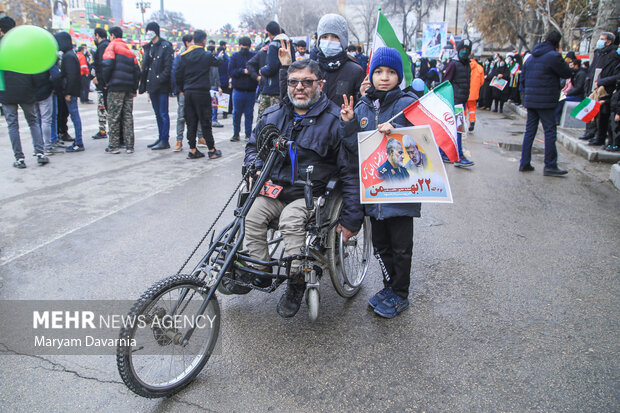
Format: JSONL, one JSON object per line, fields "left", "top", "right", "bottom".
{"left": 277, "top": 280, "right": 306, "bottom": 318}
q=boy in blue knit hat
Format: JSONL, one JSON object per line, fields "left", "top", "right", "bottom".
{"left": 340, "top": 47, "right": 420, "bottom": 318}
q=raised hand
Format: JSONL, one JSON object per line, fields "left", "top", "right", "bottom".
{"left": 340, "top": 94, "right": 355, "bottom": 122}
{"left": 360, "top": 75, "right": 371, "bottom": 96}
{"left": 278, "top": 39, "right": 292, "bottom": 66}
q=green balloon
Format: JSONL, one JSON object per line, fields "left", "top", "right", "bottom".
{"left": 0, "top": 25, "right": 58, "bottom": 74}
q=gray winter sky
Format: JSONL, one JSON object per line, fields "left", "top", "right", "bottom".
{"left": 122, "top": 0, "right": 249, "bottom": 29}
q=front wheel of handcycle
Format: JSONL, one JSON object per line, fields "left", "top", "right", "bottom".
{"left": 327, "top": 197, "right": 372, "bottom": 298}
{"left": 117, "top": 274, "right": 220, "bottom": 398}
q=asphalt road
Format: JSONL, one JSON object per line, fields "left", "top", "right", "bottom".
{"left": 0, "top": 95, "right": 618, "bottom": 412}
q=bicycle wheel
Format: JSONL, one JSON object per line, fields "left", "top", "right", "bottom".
{"left": 328, "top": 197, "right": 372, "bottom": 298}
{"left": 117, "top": 274, "right": 220, "bottom": 398}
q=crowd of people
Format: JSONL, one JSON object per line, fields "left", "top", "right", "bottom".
{"left": 1, "top": 11, "right": 619, "bottom": 317}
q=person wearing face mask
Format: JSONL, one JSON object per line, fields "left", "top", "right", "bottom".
{"left": 555, "top": 59, "right": 587, "bottom": 125}
{"left": 257, "top": 21, "right": 285, "bottom": 119}
{"left": 490, "top": 55, "right": 510, "bottom": 113}
{"left": 441, "top": 38, "right": 474, "bottom": 167}
{"left": 579, "top": 32, "right": 618, "bottom": 143}
{"left": 313, "top": 13, "right": 365, "bottom": 108}
{"left": 585, "top": 32, "right": 620, "bottom": 147}
{"left": 228, "top": 36, "right": 258, "bottom": 142}
{"left": 139, "top": 22, "right": 174, "bottom": 150}
{"left": 519, "top": 30, "right": 572, "bottom": 176}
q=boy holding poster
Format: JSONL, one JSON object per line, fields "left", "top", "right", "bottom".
{"left": 339, "top": 47, "right": 420, "bottom": 318}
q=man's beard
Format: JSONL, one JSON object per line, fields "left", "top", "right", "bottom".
{"left": 288, "top": 87, "right": 321, "bottom": 110}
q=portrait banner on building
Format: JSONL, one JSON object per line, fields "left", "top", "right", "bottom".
{"left": 51, "top": 0, "right": 70, "bottom": 30}
{"left": 422, "top": 22, "right": 447, "bottom": 58}
{"left": 358, "top": 125, "right": 453, "bottom": 204}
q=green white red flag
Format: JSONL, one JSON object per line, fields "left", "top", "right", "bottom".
{"left": 402, "top": 81, "right": 459, "bottom": 162}
{"left": 570, "top": 97, "right": 601, "bottom": 122}
{"left": 372, "top": 10, "right": 413, "bottom": 88}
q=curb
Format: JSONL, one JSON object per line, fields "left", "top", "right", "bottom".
{"left": 611, "top": 164, "right": 620, "bottom": 191}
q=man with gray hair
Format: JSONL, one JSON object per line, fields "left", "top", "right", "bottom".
{"left": 243, "top": 59, "right": 363, "bottom": 318}
{"left": 378, "top": 138, "right": 409, "bottom": 181}
{"left": 402, "top": 135, "right": 428, "bottom": 172}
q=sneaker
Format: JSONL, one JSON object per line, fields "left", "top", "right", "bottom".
{"left": 91, "top": 130, "right": 107, "bottom": 139}
{"left": 212, "top": 121, "right": 224, "bottom": 128}
{"left": 441, "top": 153, "right": 452, "bottom": 164}
{"left": 36, "top": 153, "right": 49, "bottom": 165}
{"left": 368, "top": 286, "right": 393, "bottom": 309}
{"left": 519, "top": 164, "right": 535, "bottom": 172}
{"left": 44, "top": 147, "right": 64, "bottom": 155}
{"left": 59, "top": 133, "right": 74, "bottom": 142}
{"left": 65, "top": 144, "right": 85, "bottom": 152}
{"left": 52, "top": 140, "right": 66, "bottom": 148}
{"left": 187, "top": 149, "right": 205, "bottom": 159}
{"left": 454, "top": 157, "right": 474, "bottom": 168}
{"left": 173, "top": 141, "right": 183, "bottom": 152}
{"left": 13, "top": 158, "right": 26, "bottom": 169}
{"left": 374, "top": 291, "right": 409, "bottom": 318}
{"left": 208, "top": 149, "right": 222, "bottom": 159}
{"left": 603, "top": 144, "right": 613, "bottom": 151}
{"left": 277, "top": 281, "right": 306, "bottom": 318}
{"left": 126, "top": 148, "right": 134, "bottom": 154}
{"left": 197, "top": 138, "right": 207, "bottom": 147}
{"left": 230, "top": 134, "right": 240, "bottom": 142}
{"left": 106, "top": 147, "right": 120, "bottom": 154}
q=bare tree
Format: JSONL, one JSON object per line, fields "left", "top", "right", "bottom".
{"left": 591, "top": 0, "right": 620, "bottom": 52}
{"left": 3, "top": 0, "right": 50, "bottom": 28}
{"left": 350, "top": 0, "right": 381, "bottom": 51}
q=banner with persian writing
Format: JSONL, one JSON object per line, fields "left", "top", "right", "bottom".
{"left": 358, "top": 125, "right": 453, "bottom": 204}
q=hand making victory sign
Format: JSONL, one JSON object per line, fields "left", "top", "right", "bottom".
{"left": 278, "top": 39, "right": 293, "bottom": 66}
{"left": 340, "top": 94, "right": 355, "bottom": 122}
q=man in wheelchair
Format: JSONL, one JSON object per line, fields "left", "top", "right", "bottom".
{"left": 244, "top": 59, "right": 363, "bottom": 317}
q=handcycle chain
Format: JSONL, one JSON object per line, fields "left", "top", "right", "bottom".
{"left": 175, "top": 136, "right": 274, "bottom": 275}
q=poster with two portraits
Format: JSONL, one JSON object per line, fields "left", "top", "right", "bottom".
{"left": 358, "top": 125, "right": 453, "bottom": 204}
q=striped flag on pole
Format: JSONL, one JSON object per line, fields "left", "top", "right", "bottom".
{"left": 402, "top": 81, "right": 459, "bottom": 162}
{"left": 570, "top": 97, "right": 601, "bottom": 122}
{"left": 372, "top": 9, "right": 413, "bottom": 88}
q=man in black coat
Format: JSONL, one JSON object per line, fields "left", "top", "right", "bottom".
{"left": 243, "top": 59, "right": 363, "bottom": 318}
{"left": 91, "top": 27, "right": 110, "bottom": 139}
{"left": 175, "top": 30, "right": 222, "bottom": 160}
{"left": 579, "top": 32, "right": 618, "bottom": 142}
{"left": 519, "top": 31, "right": 572, "bottom": 176}
{"left": 54, "top": 31, "right": 85, "bottom": 152}
{"left": 0, "top": 16, "right": 48, "bottom": 168}
{"left": 140, "top": 22, "right": 174, "bottom": 150}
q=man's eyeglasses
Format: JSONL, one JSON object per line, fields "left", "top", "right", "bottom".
{"left": 287, "top": 79, "right": 320, "bottom": 88}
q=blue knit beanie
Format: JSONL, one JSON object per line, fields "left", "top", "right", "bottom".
{"left": 369, "top": 47, "right": 403, "bottom": 86}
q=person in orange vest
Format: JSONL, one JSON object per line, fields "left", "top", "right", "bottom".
{"left": 467, "top": 57, "right": 485, "bottom": 132}
{"left": 76, "top": 44, "right": 92, "bottom": 104}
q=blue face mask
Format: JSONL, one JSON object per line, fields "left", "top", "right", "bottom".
{"left": 319, "top": 39, "right": 342, "bottom": 57}
{"left": 596, "top": 39, "right": 606, "bottom": 49}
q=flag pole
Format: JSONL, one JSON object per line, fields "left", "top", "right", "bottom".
{"left": 358, "top": 108, "right": 407, "bottom": 144}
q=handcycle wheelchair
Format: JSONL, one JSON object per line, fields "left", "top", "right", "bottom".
{"left": 116, "top": 124, "right": 372, "bottom": 398}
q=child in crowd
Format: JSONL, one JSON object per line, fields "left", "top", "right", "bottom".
{"left": 339, "top": 47, "right": 420, "bottom": 318}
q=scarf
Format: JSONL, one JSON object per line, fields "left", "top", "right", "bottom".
{"left": 317, "top": 51, "right": 349, "bottom": 72}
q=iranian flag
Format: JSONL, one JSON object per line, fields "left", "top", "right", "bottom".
{"left": 372, "top": 10, "right": 413, "bottom": 88}
{"left": 570, "top": 97, "right": 601, "bottom": 122}
{"left": 402, "top": 81, "right": 459, "bottom": 162}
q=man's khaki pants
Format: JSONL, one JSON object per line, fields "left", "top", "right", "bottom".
{"left": 244, "top": 196, "right": 314, "bottom": 272}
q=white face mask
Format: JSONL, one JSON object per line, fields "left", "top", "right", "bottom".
{"left": 319, "top": 39, "right": 342, "bottom": 57}
{"left": 146, "top": 31, "right": 156, "bottom": 41}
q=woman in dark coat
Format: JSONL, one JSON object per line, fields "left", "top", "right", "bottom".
{"left": 490, "top": 55, "right": 510, "bottom": 113}
{"left": 480, "top": 57, "right": 493, "bottom": 109}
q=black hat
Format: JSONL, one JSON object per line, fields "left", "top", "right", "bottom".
{"left": 145, "top": 22, "right": 160, "bottom": 37}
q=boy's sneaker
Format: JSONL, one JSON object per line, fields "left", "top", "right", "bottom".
{"left": 60, "top": 133, "right": 74, "bottom": 142}
{"left": 208, "top": 149, "right": 222, "bottom": 159}
{"left": 126, "top": 148, "right": 134, "bottom": 154}
{"left": 454, "top": 157, "right": 474, "bottom": 168}
{"left": 91, "top": 130, "right": 107, "bottom": 139}
{"left": 106, "top": 147, "right": 120, "bottom": 154}
{"left": 187, "top": 150, "right": 205, "bottom": 159}
{"left": 441, "top": 153, "right": 452, "bottom": 164}
{"left": 36, "top": 153, "right": 49, "bottom": 165}
{"left": 13, "top": 158, "right": 26, "bottom": 169}
{"left": 52, "top": 140, "right": 65, "bottom": 148}
{"left": 368, "top": 286, "right": 393, "bottom": 309}
{"left": 374, "top": 292, "right": 409, "bottom": 319}
{"left": 44, "top": 147, "right": 64, "bottom": 155}
{"left": 66, "top": 144, "right": 84, "bottom": 152}
{"left": 230, "top": 134, "right": 240, "bottom": 142}
{"left": 212, "top": 121, "right": 224, "bottom": 128}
